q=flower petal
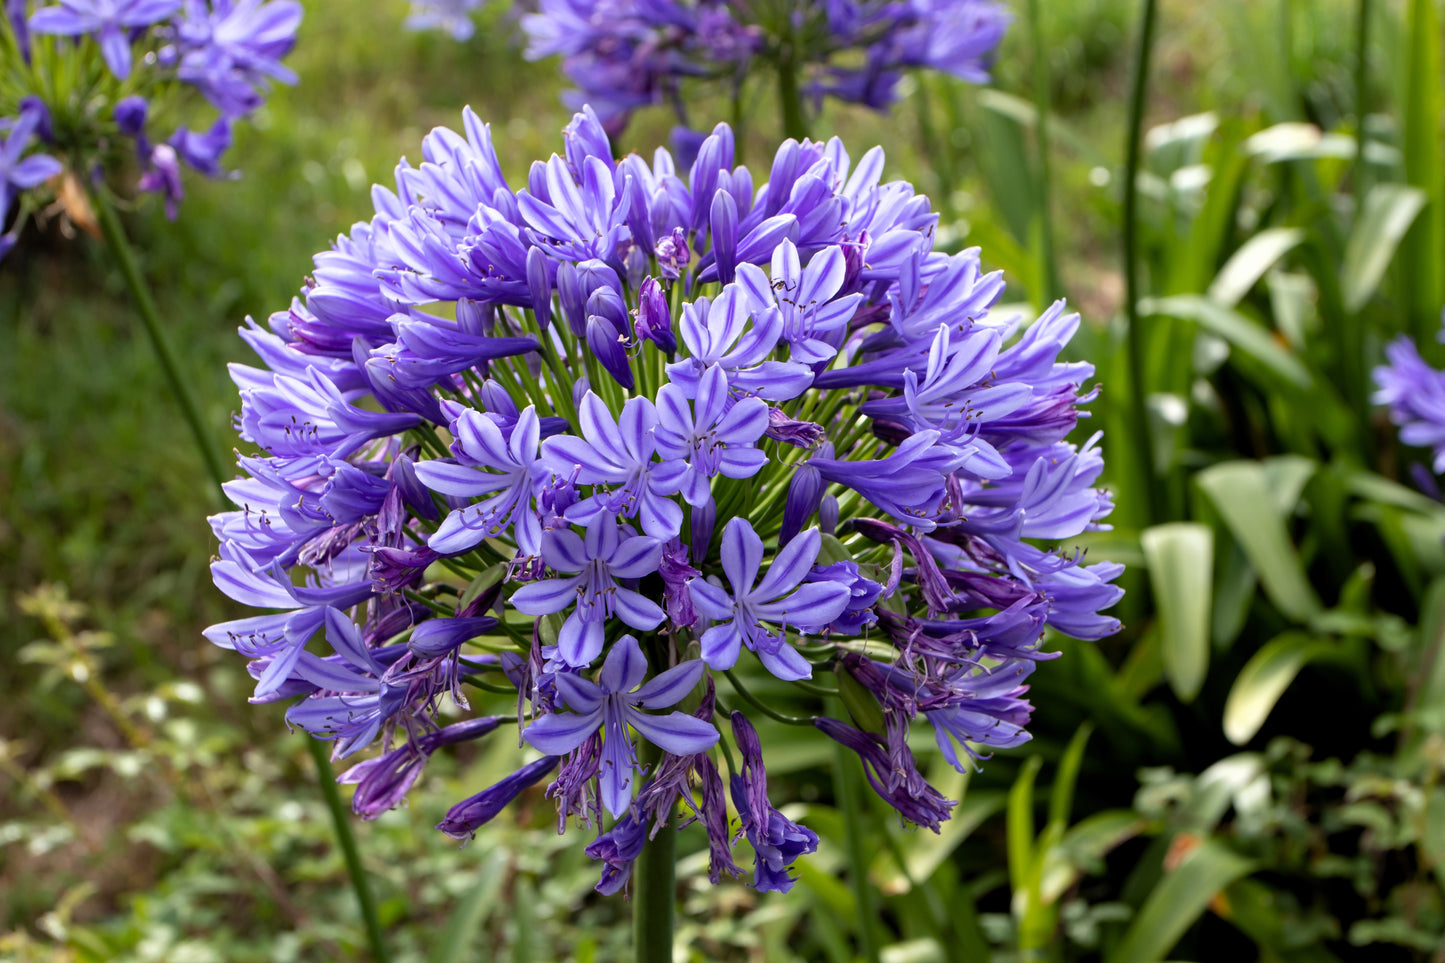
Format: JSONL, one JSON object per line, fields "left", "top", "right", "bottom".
{"left": 630, "top": 659, "right": 705, "bottom": 709}
{"left": 522, "top": 709, "right": 604, "bottom": 755}
{"left": 719, "top": 516, "right": 763, "bottom": 593}
{"left": 627, "top": 709, "right": 719, "bottom": 755}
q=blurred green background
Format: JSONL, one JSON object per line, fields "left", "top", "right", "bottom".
{"left": 4, "top": 0, "right": 1445, "bottom": 960}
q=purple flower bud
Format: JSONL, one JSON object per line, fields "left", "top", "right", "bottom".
{"left": 690, "top": 497, "right": 715, "bottom": 557}
{"left": 819, "top": 494, "right": 839, "bottom": 534}
{"left": 437, "top": 755, "right": 560, "bottom": 839}
{"left": 586, "top": 315, "right": 634, "bottom": 390}
{"left": 660, "top": 538, "right": 701, "bottom": 628}
{"left": 114, "top": 96, "right": 149, "bottom": 139}
{"left": 708, "top": 189, "right": 738, "bottom": 284}
{"left": 585, "top": 810, "right": 649, "bottom": 895}
{"left": 670, "top": 125, "right": 707, "bottom": 170}
{"left": 366, "top": 544, "right": 438, "bottom": 594}
{"left": 341, "top": 716, "right": 505, "bottom": 819}
{"left": 170, "top": 118, "right": 233, "bottom": 178}
{"left": 766, "top": 408, "right": 826, "bottom": 449}
{"left": 19, "top": 97, "right": 52, "bottom": 144}
{"left": 729, "top": 712, "right": 818, "bottom": 892}
{"left": 781, "top": 464, "right": 824, "bottom": 546}
{"left": 654, "top": 227, "right": 690, "bottom": 279}
{"left": 138, "top": 144, "right": 184, "bottom": 220}
{"left": 526, "top": 246, "right": 553, "bottom": 329}
{"left": 633, "top": 276, "right": 676, "bottom": 353}
{"left": 7, "top": 0, "right": 29, "bottom": 63}
{"left": 408, "top": 615, "right": 498, "bottom": 658}
{"left": 814, "top": 717, "right": 955, "bottom": 831}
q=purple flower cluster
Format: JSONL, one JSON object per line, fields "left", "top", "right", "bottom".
{"left": 206, "top": 106, "right": 1121, "bottom": 893}
{"left": 522, "top": 0, "right": 1010, "bottom": 137}
{"left": 404, "top": 0, "right": 488, "bottom": 41}
{"left": 0, "top": 0, "right": 300, "bottom": 238}
{"left": 1374, "top": 319, "right": 1445, "bottom": 483}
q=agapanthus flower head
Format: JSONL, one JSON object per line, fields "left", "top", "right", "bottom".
{"left": 404, "top": 0, "right": 487, "bottom": 41}
{"left": 1375, "top": 315, "right": 1445, "bottom": 479}
{"left": 204, "top": 106, "right": 1120, "bottom": 893}
{"left": 520, "top": 0, "right": 1009, "bottom": 135}
{"left": 1, "top": 0, "right": 300, "bottom": 250}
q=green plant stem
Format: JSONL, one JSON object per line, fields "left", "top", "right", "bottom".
{"left": 307, "top": 738, "right": 392, "bottom": 963}
{"left": 1122, "top": 0, "right": 1163, "bottom": 525}
{"left": 633, "top": 741, "right": 676, "bottom": 963}
{"left": 91, "top": 188, "right": 229, "bottom": 507}
{"left": 1354, "top": 0, "right": 1372, "bottom": 194}
{"left": 777, "top": 53, "right": 809, "bottom": 142}
{"left": 1026, "top": 0, "right": 1059, "bottom": 304}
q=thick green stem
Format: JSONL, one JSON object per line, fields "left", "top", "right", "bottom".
{"left": 633, "top": 742, "right": 676, "bottom": 963}
{"left": 1122, "top": 0, "right": 1163, "bottom": 525}
{"left": 92, "top": 189, "right": 230, "bottom": 506}
{"left": 1026, "top": 0, "right": 1059, "bottom": 304}
{"left": 307, "top": 739, "right": 391, "bottom": 963}
{"left": 778, "top": 54, "right": 809, "bottom": 142}
{"left": 1354, "top": 0, "right": 1372, "bottom": 194}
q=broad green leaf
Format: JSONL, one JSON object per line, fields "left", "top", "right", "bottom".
{"left": 1212, "top": 538, "right": 1258, "bottom": 649}
{"left": 1141, "top": 524, "right": 1214, "bottom": 702}
{"left": 1187, "top": 753, "right": 1267, "bottom": 830}
{"left": 1412, "top": 578, "right": 1445, "bottom": 739}
{"left": 1107, "top": 840, "right": 1256, "bottom": 963}
{"left": 1341, "top": 184, "right": 1427, "bottom": 313}
{"left": 1223, "top": 631, "right": 1334, "bottom": 744}
{"left": 1049, "top": 723, "right": 1093, "bottom": 829}
{"left": 1197, "top": 462, "right": 1322, "bottom": 622}
{"left": 1262, "top": 455, "right": 1318, "bottom": 517}
{"left": 1141, "top": 295, "right": 1312, "bottom": 389}
{"left": 1040, "top": 810, "right": 1143, "bottom": 904}
{"left": 1400, "top": 0, "right": 1445, "bottom": 346}
{"left": 1006, "top": 756, "right": 1042, "bottom": 895}
{"left": 430, "top": 851, "right": 509, "bottom": 963}
{"left": 1342, "top": 468, "right": 1445, "bottom": 516}
{"left": 1208, "top": 228, "right": 1305, "bottom": 308}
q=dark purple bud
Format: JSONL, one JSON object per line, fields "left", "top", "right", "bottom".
{"left": 409, "top": 615, "right": 499, "bottom": 658}
{"left": 114, "top": 96, "right": 148, "bottom": 139}
{"left": 802, "top": 561, "right": 882, "bottom": 635}
{"left": 660, "top": 538, "right": 701, "bottom": 628}
{"left": 367, "top": 545, "right": 438, "bottom": 594}
{"left": 729, "top": 712, "right": 818, "bottom": 892}
{"left": 633, "top": 277, "right": 676, "bottom": 353}
{"left": 840, "top": 233, "right": 868, "bottom": 293}
{"left": 781, "top": 465, "right": 824, "bottom": 547}
{"left": 851, "top": 517, "right": 954, "bottom": 611}
{"left": 670, "top": 125, "right": 707, "bottom": 170}
{"left": 819, "top": 494, "right": 839, "bottom": 535}
{"left": 526, "top": 246, "right": 552, "bottom": 329}
{"left": 586, "top": 315, "right": 634, "bottom": 390}
{"left": 690, "top": 497, "right": 716, "bottom": 558}
{"left": 437, "top": 755, "right": 560, "bottom": 839}
{"left": 138, "top": 144, "right": 184, "bottom": 220}
{"left": 586, "top": 284, "right": 629, "bottom": 330}
{"left": 392, "top": 450, "right": 440, "bottom": 520}
{"left": 19, "top": 97, "right": 52, "bottom": 144}
{"left": 654, "top": 227, "right": 690, "bottom": 280}
{"left": 8, "top": 0, "right": 29, "bottom": 62}
{"left": 342, "top": 717, "right": 505, "bottom": 819}
{"left": 624, "top": 242, "right": 648, "bottom": 290}
{"left": 697, "top": 754, "right": 741, "bottom": 882}
{"left": 766, "top": 408, "right": 826, "bottom": 449}
{"left": 709, "top": 189, "right": 738, "bottom": 284}
{"left": 584, "top": 810, "right": 649, "bottom": 895}
{"left": 814, "top": 717, "right": 954, "bottom": 831}
{"left": 170, "top": 118, "right": 233, "bottom": 178}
